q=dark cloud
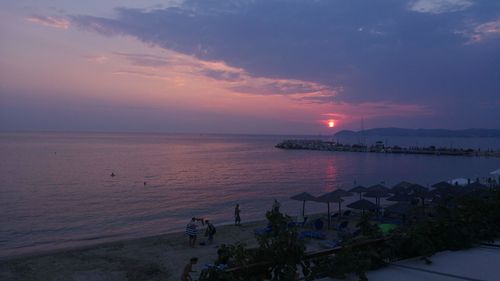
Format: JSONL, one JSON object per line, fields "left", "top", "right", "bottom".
{"left": 69, "top": 0, "right": 500, "bottom": 127}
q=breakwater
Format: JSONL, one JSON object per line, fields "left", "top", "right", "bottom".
{"left": 275, "top": 140, "right": 500, "bottom": 157}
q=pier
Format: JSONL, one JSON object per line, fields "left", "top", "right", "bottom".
{"left": 275, "top": 139, "right": 500, "bottom": 158}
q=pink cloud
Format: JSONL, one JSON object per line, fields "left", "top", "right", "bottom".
{"left": 26, "top": 15, "right": 70, "bottom": 29}
{"left": 458, "top": 18, "right": 500, "bottom": 43}
{"left": 111, "top": 50, "right": 341, "bottom": 102}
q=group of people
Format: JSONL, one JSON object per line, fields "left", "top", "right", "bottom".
{"left": 185, "top": 217, "right": 216, "bottom": 248}
{"left": 182, "top": 200, "right": 281, "bottom": 280}
{"left": 185, "top": 203, "right": 244, "bottom": 250}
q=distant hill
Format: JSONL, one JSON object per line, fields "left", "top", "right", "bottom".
{"left": 334, "top": 128, "right": 500, "bottom": 138}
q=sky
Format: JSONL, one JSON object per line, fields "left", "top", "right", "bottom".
{"left": 0, "top": 0, "right": 499, "bottom": 135}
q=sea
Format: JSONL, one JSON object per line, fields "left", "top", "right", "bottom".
{"left": 0, "top": 132, "right": 499, "bottom": 259}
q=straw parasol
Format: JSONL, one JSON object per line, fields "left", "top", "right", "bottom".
{"left": 386, "top": 193, "right": 413, "bottom": 202}
{"left": 364, "top": 184, "right": 391, "bottom": 207}
{"left": 349, "top": 185, "right": 368, "bottom": 199}
{"left": 316, "top": 189, "right": 352, "bottom": 228}
{"left": 465, "top": 182, "right": 488, "bottom": 192}
{"left": 290, "top": 192, "right": 317, "bottom": 217}
{"left": 347, "top": 199, "right": 378, "bottom": 212}
{"left": 325, "top": 189, "right": 353, "bottom": 217}
{"left": 391, "top": 181, "right": 413, "bottom": 194}
{"left": 408, "top": 184, "right": 428, "bottom": 194}
{"left": 314, "top": 194, "right": 344, "bottom": 229}
{"left": 432, "top": 181, "right": 454, "bottom": 189}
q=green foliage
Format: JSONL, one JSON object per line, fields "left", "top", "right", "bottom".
{"left": 356, "top": 213, "right": 382, "bottom": 239}
{"left": 389, "top": 189, "right": 500, "bottom": 260}
{"left": 199, "top": 209, "right": 308, "bottom": 281}
{"left": 200, "top": 190, "right": 500, "bottom": 281}
{"left": 311, "top": 189, "right": 500, "bottom": 279}
{"left": 256, "top": 210, "right": 308, "bottom": 281}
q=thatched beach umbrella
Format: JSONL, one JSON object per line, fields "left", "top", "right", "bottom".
{"left": 431, "top": 181, "right": 466, "bottom": 199}
{"left": 432, "top": 181, "right": 454, "bottom": 189}
{"left": 290, "top": 192, "right": 316, "bottom": 217}
{"left": 314, "top": 194, "right": 344, "bottom": 230}
{"left": 408, "top": 184, "right": 428, "bottom": 194}
{"left": 366, "top": 184, "right": 391, "bottom": 193}
{"left": 391, "top": 181, "right": 413, "bottom": 194}
{"left": 347, "top": 199, "right": 378, "bottom": 214}
{"left": 349, "top": 185, "right": 368, "bottom": 199}
{"left": 364, "top": 185, "right": 391, "bottom": 207}
{"left": 465, "top": 182, "right": 488, "bottom": 192}
{"left": 321, "top": 189, "right": 353, "bottom": 217}
{"left": 386, "top": 193, "right": 413, "bottom": 202}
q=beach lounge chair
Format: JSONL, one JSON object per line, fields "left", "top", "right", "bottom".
{"left": 294, "top": 215, "right": 308, "bottom": 227}
{"left": 319, "top": 239, "right": 341, "bottom": 249}
{"left": 314, "top": 218, "right": 324, "bottom": 230}
{"left": 254, "top": 226, "right": 272, "bottom": 236}
{"left": 331, "top": 212, "right": 339, "bottom": 220}
{"left": 351, "top": 228, "right": 362, "bottom": 237}
{"left": 299, "top": 231, "right": 326, "bottom": 240}
{"left": 204, "top": 263, "right": 227, "bottom": 270}
{"left": 333, "top": 221, "right": 349, "bottom": 231}
{"left": 343, "top": 210, "right": 352, "bottom": 217}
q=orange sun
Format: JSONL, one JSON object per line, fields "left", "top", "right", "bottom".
{"left": 328, "top": 120, "right": 335, "bottom": 128}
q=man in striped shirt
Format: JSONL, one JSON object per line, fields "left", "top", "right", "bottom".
{"left": 186, "top": 217, "right": 199, "bottom": 247}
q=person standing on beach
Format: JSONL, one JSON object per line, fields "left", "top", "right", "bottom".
{"left": 186, "top": 218, "right": 198, "bottom": 247}
{"left": 181, "top": 257, "right": 198, "bottom": 281}
{"left": 272, "top": 199, "right": 281, "bottom": 213}
{"left": 205, "top": 219, "right": 216, "bottom": 244}
{"left": 234, "top": 204, "right": 241, "bottom": 226}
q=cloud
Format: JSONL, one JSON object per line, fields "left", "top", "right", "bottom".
{"left": 321, "top": 102, "right": 433, "bottom": 124}
{"left": 26, "top": 15, "right": 70, "bottom": 29}
{"left": 113, "top": 52, "right": 171, "bottom": 67}
{"left": 458, "top": 18, "right": 500, "bottom": 43}
{"left": 112, "top": 50, "right": 339, "bottom": 101}
{"left": 83, "top": 55, "right": 109, "bottom": 64}
{"left": 61, "top": 0, "right": 499, "bottom": 129}
{"left": 409, "top": 0, "right": 474, "bottom": 14}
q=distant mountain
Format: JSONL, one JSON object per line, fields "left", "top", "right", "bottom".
{"left": 334, "top": 128, "right": 500, "bottom": 138}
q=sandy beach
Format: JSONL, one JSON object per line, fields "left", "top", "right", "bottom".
{"left": 0, "top": 220, "right": 270, "bottom": 281}
{"left": 0, "top": 214, "right": 350, "bottom": 281}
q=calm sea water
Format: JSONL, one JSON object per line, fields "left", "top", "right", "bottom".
{"left": 0, "top": 132, "right": 499, "bottom": 258}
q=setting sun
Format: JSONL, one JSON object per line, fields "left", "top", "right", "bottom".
{"left": 328, "top": 120, "right": 335, "bottom": 128}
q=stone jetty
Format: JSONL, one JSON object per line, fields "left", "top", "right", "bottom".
{"left": 275, "top": 140, "right": 500, "bottom": 158}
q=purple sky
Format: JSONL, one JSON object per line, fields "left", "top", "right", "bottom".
{"left": 1, "top": 0, "right": 499, "bottom": 134}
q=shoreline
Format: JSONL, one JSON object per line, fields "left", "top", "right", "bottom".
{"left": 0, "top": 219, "right": 271, "bottom": 281}
{"left": 0, "top": 218, "right": 268, "bottom": 262}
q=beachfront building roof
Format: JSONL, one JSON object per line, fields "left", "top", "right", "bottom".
{"left": 448, "top": 178, "right": 469, "bottom": 186}
{"left": 316, "top": 242, "right": 500, "bottom": 281}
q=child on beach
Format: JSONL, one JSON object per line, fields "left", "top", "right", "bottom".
{"left": 181, "top": 257, "right": 198, "bottom": 281}
{"left": 234, "top": 204, "right": 241, "bottom": 226}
